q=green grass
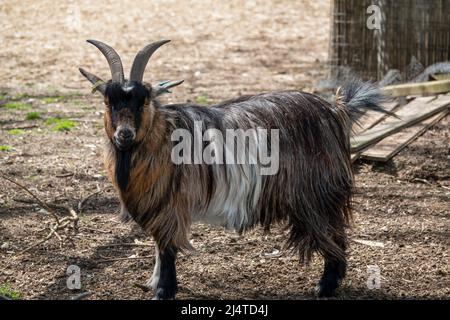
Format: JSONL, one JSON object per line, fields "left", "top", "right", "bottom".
{"left": 2, "top": 102, "right": 32, "bottom": 110}
{"left": 195, "top": 93, "right": 210, "bottom": 105}
{"left": 8, "top": 129, "right": 25, "bottom": 135}
{"left": 42, "top": 96, "right": 64, "bottom": 104}
{"left": 26, "top": 111, "right": 42, "bottom": 120}
{"left": 0, "top": 145, "right": 12, "bottom": 151}
{"left": 0, "top": 94, "right": 6, "bottom": 100}
{"left": 0, "top": 284, "right": 21, "bottom": 300}
{"left": 13, "top": 93, "right": 30, "bottom": 100}
{"left": 45, "top": 118, "right": 77, "bottom": 132}
{"left": 44, "top": 118, "right": 59, "bottom": 125}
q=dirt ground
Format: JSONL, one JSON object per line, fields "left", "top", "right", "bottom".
{"left": 0, "top": 0, "right": 449, "bottom": 300}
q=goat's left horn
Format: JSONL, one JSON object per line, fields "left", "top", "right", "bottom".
{"left": 154, "top": 79, "right": 184, "bottom": 96}
{"left": 129, "top": 40, "right": 171, "bottom": 82}
{"left": 86, "top": 39, "right": 125, "bottom": 83}
{"left": 79, "top": 68, "right": 106, "bottom": 95}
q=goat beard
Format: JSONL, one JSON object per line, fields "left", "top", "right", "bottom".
{"left": 115, "top": 146, "right": 134, "bottom": 192}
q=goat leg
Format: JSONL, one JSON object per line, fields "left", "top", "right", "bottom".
{"left": 153, "top": 246, "right": 178, "bottom": 300}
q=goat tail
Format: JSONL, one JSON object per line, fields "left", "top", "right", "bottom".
{"left": 336, "top": 77, "right": 393, "bottom": 126}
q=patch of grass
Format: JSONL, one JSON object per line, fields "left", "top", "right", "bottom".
{"left": 26, "top": 111, "right": 42, "bottom": 120}
{"left": 3, "top": 102, "right": 32, "bottom": 110}
{"left": 195, "top": 93, "right": 210, "bottom": 105}
{"left": 44, "top": 118, "right": 59, "bottom": 125}
{"left": 0, "top": 284, "right": 21, "bottom": 300}
{"left": 54, "top": 120, "right": 76, "bottom": 132}
{"left": 0, "top": 94, "right": 7, "bottom": 100}
{"left": 45, "top": 118, "right": 77, "bottom": 132}
{"left": 42, "top": 96, "right": 64, "bottom": 104}
{"left": 8, "top": 129, "right": 25, "bottom": 135}
{"left": 0, "top": 145, "right": 12, "bottom": 151}
{"left": 13, "top": 93, "right": 30, "bottom": 100}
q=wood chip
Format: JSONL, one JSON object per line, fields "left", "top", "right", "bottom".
{"left": 353, "top": 239, "right": 385, "bottom": 248}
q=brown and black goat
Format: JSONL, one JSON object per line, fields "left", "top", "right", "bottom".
{"left": 80, "top": 39, "right": 388, "bottom": 299}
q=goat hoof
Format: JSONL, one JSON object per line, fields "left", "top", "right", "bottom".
{"left": 154, "top": 286, "right": 177, "bottom": 300}
{"left": 315, "top": 281, "right": 338, "bottom": 298}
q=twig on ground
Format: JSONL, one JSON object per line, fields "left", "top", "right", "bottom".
{"left": 1, "top": 173, "right": 60, "bottom": 223}
{"left": 97, "top": 243, "right": 153, "bottom": 249}
{"left": 78, "top": 186, "right": 112, "bottom": 212}
{"left": 70, "top": 292, "right": 92, "bottom": 300}
{"left": 1, "top": 173, "right": 79, "bottom": 255}
{"left": 3, "top": 124, "right": 38, "bottom": 130}
{"left": 411, "top": 178, "right": 433, "bottom": 186}
{"left": 260, "top": 249, "right": 283, "bottom": 258}
{"left": 133, "top": 282, "right": 151, "bottom": 292}
{"left": 228, "top": 241, "right": 253, "bottom": 246}
{"left": 96, "top": 255, "right": 153, "bottom": 263}
{"left": 56, "top": 172, "right": 74, "bottom": 178}
{"left": 352, "top": 238, "right": 385, "bottom": 248}
{"left": 81, "top": 226, "right": 111, "bottom": 234}
{"left": 12, "top": 197, "right": 36, "bottom": 205}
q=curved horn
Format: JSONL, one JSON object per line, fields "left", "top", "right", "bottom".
{"left": 154, "top": 79, "right": 184, "bottom": 96}
{"left": 86, "top": 39, "right": 124, "bottom": 83}
{"left": 129, "top": 40, "right": 171, "bottom": 82}
{"left": 79, "top": 68, "right": 106, "bottom": 95}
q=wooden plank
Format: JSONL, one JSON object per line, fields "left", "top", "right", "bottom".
{"left": 381, "top": 80, "right": 450, "bottom": 97}
{"left": 360, "top": 109, "right": 449, "bottom": 162}
{"left": 352, "top": 101, "right": 399, "bottom": 135}
{"left": 351, "top": 151, "right": 362, "bottom": 163}
{"left": 351, "top": 95, "right": 450, "bottom": 152}
{"left": 431, "top": 73, "right": 450, "bottom": 81}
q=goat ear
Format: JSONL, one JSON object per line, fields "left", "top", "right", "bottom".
{"left": 79, "top": 68, "right": 106, "bottom": 95}
{"left": 153, "top": 79, "right": 184, "bottom": 96}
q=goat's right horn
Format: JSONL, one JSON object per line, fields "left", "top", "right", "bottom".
{"left": 86, "top": 39, "right": 125, "bottom": 83}
{"left": 129, "top": 40, "right": 171, "bottom": 82}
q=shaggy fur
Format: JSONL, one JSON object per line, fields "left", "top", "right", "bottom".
{"left": 102, "top": 84, "right": 385, "bottom": 263}
{"left": 80, "top": 40, "right": 389, "bottom": 299}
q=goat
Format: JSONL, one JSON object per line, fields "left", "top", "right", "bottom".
{"left": 79, "top": 39, "right": 388, "bottom": 299}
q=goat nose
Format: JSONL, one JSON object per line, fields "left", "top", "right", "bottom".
{"left": 119, "top": 129, "right": 134, "bottom": 140}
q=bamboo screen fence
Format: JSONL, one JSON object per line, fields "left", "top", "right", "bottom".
{"left": 329, "top": 0, "right": 450, "bottom": 80}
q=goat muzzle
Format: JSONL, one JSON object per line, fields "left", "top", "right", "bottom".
{"left": 114, "top": 127, "right": 136, "bottom": 150}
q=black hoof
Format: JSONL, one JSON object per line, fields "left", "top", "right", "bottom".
{"left": 315, "top": 279, "right": 339, "bottom": 298}
{"left": 154, "top": 286, "right": 177, "bottom": 300}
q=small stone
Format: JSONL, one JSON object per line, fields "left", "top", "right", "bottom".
{"left": 38, "top": 208, "right": 49, "bottom": 215}
{"left": 1, "top": 242, "right": 10, "bottom": 250}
